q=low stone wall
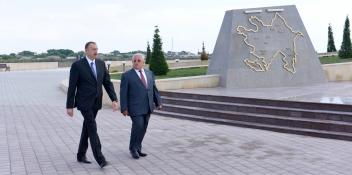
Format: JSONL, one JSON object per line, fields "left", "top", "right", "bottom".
{"left": 168, "top": 60, "right": 208, "bottom": 68}
{"left": 4, "top": 62, "right": 58, "bottom": 71}
{"left": 58, "top": 61, "right": 74, "bottom": 68}
{"left": 155, "top": 75, "right": 219, "bottom": 90}
{"left": 60, "top": 74, "right": 220, "bottom": 106}
{"left": 318, "top": 52, "right": 338, "bottom": 57}
{"left": 322, "top": 62, "right": 352, "bottom": 81}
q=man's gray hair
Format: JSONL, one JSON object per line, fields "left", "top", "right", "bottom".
{"left": 132, "top": 53, "right": 145, "bottom": 61}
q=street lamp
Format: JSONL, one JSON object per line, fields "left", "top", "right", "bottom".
{"left": 106, "top": 60, "right": 111, "bottom": 72}
{"left": 122, "top": 61, "right": 126, "bottom": 72}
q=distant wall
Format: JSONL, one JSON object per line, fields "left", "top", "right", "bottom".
{"left": 4, "top": 62, "right": 58, "bottom": 71}
{"left": 318, "top": 52, "right": 338, "bottom": 57}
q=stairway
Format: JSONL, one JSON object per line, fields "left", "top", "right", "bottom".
{"left": 154, "top": 91, "right": 352, "bottom": 141}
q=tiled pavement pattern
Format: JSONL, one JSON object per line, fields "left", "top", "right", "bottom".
{"left": 1, "top": 69, "right": 352, "bottom": 175}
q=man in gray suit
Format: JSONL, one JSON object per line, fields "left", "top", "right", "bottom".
{"left": 120, "top": 53, "right": 162, "bottom": 159}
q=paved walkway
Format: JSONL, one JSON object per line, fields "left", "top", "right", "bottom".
{"left": 1, "top": 69, "right": 352, "bottom": 175}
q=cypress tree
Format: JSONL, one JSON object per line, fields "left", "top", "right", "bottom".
{"left": 149, "top": 26, "right": 169, "bottom": 75}
{"left": 339, "top": 16, "right": 352, "bottom": 58}
{"left": 146, "top": 42, "right": 152, "bottom": 64}
{"left": 327, "top": 24, "right": 337, "bottom": 52}
{"left": 200, "top": 42, "right": 209, "bottom": 61}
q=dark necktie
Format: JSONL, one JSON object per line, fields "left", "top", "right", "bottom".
{"left": 139, "top": 70, "right": 147, "bottom": 88}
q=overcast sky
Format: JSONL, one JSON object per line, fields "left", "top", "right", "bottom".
{"left": 0, "top": 0, "right": 351, "bottom": 54}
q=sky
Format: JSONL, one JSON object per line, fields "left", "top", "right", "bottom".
{"left": 0, "top": 0, "right": 351, "bottom": 54}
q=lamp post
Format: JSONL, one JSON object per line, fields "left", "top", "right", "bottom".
{"left": 106, "top": 60, "right": 111, "bottom": 72}
{"left": 122, "top": 61, "right": 126, "bottom": 72}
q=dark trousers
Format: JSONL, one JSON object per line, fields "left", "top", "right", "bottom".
{"left": 129, "top": 114, "right": 150, "bottom": 152}
{"left": 77, "top": 108, "right": 105, "bottom": 164}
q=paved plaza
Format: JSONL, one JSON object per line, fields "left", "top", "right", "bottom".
{"left": 1, "top": 69, "right": 352, "bottom": 175}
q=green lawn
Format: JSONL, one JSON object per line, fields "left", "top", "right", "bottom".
{"left": 110, "top": 67, "right": 207, "bottom": 80}
{"left": 319, "top": 56, "right": 352, "bottom": 64}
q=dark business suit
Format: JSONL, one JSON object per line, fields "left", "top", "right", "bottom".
{"left": 66, "top": 57, "right": 117, "bottom": 164}
{"left": 120, "top": 68, "right": 161, "bottom": 153}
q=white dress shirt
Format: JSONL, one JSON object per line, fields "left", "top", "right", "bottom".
{"left": 134, "top": 68, "right": 148, "bottom": 86}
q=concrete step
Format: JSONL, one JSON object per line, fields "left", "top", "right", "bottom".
{"left": 162, "top": 104, "right": 352, "bottom": 133}
{"left": 160, "top": 91, "right": 352, "bottom": 112}
{"left": 161, "top": 97, "right": 352, "bottom": 122}
{"left": 157, "top": 91, "right": 352, "bottom": 140}
{"left": 154, "top": 110, "right": 352, "bottom": 141}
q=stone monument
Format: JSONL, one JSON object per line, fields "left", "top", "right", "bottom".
{"left": 207, "top": 5, "right": 327, "bottom": 88}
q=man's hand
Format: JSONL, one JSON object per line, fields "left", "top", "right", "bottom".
{"left": 67, "top": 108, "right": 74, "bottom": 117}
{"left": 112, "top": 101, "right": 119, "bottom": 112}
{"left": 122, "top": 110, "right": 129, "bottom": 117}
{"left": 157, "top": 105, "right": 162, "bottom": 110}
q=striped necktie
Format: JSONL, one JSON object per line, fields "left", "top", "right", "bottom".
{"left": 139, "top": 70, "right": 147, "bottom": 88}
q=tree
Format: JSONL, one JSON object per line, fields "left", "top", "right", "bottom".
{"left": 47, "top": 49, "right": 74, "bottom": 58}
{"left": 149, "top": 26, "right": 169, "bottom": 75}
{"left": 339, "top": 16, "right": 352, "bottom": 58}
{"left": 200, "top": 42, "right": 209, "bottom": 60}
{"left": 75, "top": 51, "right": 85, "bottom": 58}
{"left": 110, "top": 50, "right": 120, "bottom": 56}
{"left": 146, "top": 42, "right": 152, "bottom": 64}
{"left": 18, "top": 50, "right": 35, "bottom": 57}
{"left": 327, "top": 24, "right": 337, "bottom": 52}
{"left": 0, "top": 54, "right": 16, "bottom": 60}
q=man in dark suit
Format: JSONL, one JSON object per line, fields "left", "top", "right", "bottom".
{"left": 120, "top": 53, "right": 162, "bottom": 159}
{"left": 66, "top": 41, "right": 119, "bottom": 168}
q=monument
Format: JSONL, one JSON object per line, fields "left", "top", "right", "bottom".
{"left": 208, "top": 5, "right": 327, "bottom": 88}
{"left": 154, "top": 5, "right": 352, "bottom": 143}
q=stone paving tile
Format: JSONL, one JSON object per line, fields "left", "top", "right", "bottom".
{"left": 1, "top": 69, "right": 352, "bottom": 175}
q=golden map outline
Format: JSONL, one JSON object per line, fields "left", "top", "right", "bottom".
{"left": 236, "top": 12, "right": 304, "bottom": 73}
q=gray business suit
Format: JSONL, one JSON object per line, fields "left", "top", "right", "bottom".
{"left": 120, "top": 68, "right": 161, "bottom": 152}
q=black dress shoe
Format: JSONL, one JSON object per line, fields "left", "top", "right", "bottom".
{"left": 137, "top": 150, "right": 148, "bottom": 157}
{"left": 77, "top": 157, "right": 92, "bottom": 164}
{"left": 130, "top": 151, "right": 140, "bottom": 159}
{"left": 99, "top": 161, "right": 108, "bottom": 168}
